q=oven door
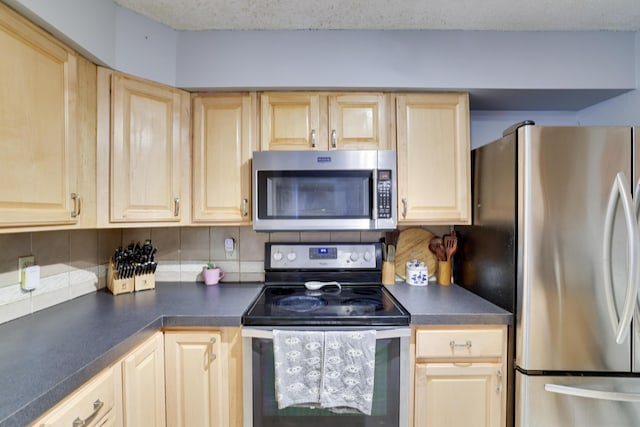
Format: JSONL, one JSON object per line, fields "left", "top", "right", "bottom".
{"left": 242, "top": 328, "right": 410, "bottom": 427}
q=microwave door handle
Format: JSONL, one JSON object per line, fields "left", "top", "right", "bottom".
{"left": 372, "top": 171, "right": 378, "bottom": 220}
{"left": 545, "top": 383, "right": 640, "bottom": 402}
{"left": 603, "top": 172, "right": 640, "bottom": 344}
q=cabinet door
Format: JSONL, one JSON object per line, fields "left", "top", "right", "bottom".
{"left": 192, "top": 94, "right": 255, "bottom": 223}
{"left": 328, "top": 93, "right": 389, "bottom": 150}
{"left": 261, "top": 92, "right": 325, "bottom": 150}
{"left": 0, "top": 3, "right": 79, "bottom": 227}
{"left": 109, "top": 73, "right": 189, "bottom": 223}
{"left": 415, "top": 363, "right": 504, "bottom": 427}
{"left": 122, "top": 332, "right": 165, "bottom": 427}
{"left": 164, "top": 331, "right": 228, "bottom": 427}
{"left": 396, "top": 93, "right": 470, "bottom": 224}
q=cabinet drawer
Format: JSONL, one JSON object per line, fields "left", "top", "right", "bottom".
{"left": 416, "top": 328, "right": 504, "bottom": 359}
{"left": 32, "top": 365, "right": 117, "bottom": 427}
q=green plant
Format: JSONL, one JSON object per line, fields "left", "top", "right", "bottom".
{"left": 204, "top": 262, "right": 216, "bottom": 270}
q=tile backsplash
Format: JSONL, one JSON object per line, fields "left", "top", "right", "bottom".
{"left": 0, "top": 227, "right": 384, "bottom": 325}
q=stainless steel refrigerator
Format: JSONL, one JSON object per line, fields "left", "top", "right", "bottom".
{"left": 454, "top": 122, "right": 640, "bottom": 426}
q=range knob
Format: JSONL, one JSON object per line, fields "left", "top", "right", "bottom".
{"left": 287, "top": 252, "right": 297, "bottom": 261}
{"left": 363, "top": 251, "right": 373, "bottom": 262}
{"left": 350, "top": 252, "right": 360, "bottom": 262}
{"left": 273, "top": 251, "right": 283, "bottom": 261}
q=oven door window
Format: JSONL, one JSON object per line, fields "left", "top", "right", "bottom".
{"left": 257, "top": 170, "right": 372, "bottom": 219}
{"left": 251, "top": 337, "right": 400, "bottom": 427}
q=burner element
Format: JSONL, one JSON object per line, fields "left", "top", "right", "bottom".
{"left": 275, "top": 295, "right": 328, "bottom": 313}
{"left": 342, "top": 297, "right": 384, "bottom": 312}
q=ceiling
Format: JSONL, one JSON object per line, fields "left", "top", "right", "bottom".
{"left": 113, "top": 0, "right": 640, "bottom": 31}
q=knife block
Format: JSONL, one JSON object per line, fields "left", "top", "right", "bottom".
{"left": 134, "top": 273, "right": 155, "bottom": 292}
{"left": 382, "top": 261, "right": 396, "bottom": 285}
{"left": 107, "top": 258, "right": 135, "bottom": 295}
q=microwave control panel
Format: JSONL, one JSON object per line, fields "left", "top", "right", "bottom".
{"left": 377, "top": 170, "right": 392, "bottom": 219}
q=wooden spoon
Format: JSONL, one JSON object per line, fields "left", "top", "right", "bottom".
{"left": 429, "top": 237, "right": 446, "bottom": 261}
{"left": 443, "top": 233, "right": 458, "bottom": 261}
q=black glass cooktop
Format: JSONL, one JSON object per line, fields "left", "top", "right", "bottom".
{"left": 242, "top": 284, "right": 410, "bottom": 327}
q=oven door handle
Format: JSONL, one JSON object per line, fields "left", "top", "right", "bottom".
{"left": 242, "top": 327, "right": 411, "bottom": 339}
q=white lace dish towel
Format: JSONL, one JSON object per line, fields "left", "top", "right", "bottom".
{"left": 272, "top": 329, "right": 377, "bottom": 415}
{"left": 273, "top": 330, "right": 324, "bottom": 409}
{"left": 320, "top": 330, "right": 377, "bottom": 415}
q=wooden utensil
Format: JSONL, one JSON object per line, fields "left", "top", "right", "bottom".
{"left": 429, "top": 237, "right": 446, "bottom": 262}
{"left": 394, "top": 228, "right": 437, "bottom": 279}
{"left": 444, "top": 236, "right": 458, "bottom": 261}
{"left": 443, "top": 232, "right": 458, "bottom": 261}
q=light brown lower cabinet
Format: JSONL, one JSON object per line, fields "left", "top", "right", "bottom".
{"left": 412, "top": 326, "right": 507, "bottom": 427}
{"left": 164, "top": 328, "right": 243, "bottom": 427}
{"left": 122, "top": 332, "right": 166, "bottom": 427}
{"left": 30, "top": 332, "right": 165, "bottom": 427}
{"left": 30, "top": 363, "right": 122, "bottom": 427}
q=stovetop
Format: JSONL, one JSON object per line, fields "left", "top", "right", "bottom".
{"left": 242, "top": 284, "right": 410, "bottom": 326}
{"left": 242, "top": 242, "right": 410, "bottom": 327}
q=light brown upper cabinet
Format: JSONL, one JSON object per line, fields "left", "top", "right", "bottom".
{"left": 192, "top": 93, "right": 256, "bottom": 224}
{"left": 396, "top": 93, "right": 471, "bottom": 224}
{"left": 0, "top": 3, "right": 94, "bottom": 230}
{"left": 97, "top": 68, "right": 191, "bottom": 226}
{"left": 260, "top": 92, "right": 390, "bottom": 151}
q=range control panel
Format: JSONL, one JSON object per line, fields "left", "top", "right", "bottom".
{"left": 266, "top": 242, "right": 380, "bottom": 270}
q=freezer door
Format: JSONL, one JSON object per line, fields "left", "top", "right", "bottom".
{"left": 516, "top": 372, "right": 640, "bottom": 427}
{"left": 517, "top": 126, "right": 634, "bottom": 372}
{"left": 634, "top": 127, "right": 640, "bottom": 373}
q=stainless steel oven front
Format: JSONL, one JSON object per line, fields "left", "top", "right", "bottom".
{"left": 242, "top": 327, "right": 410, "bottom": 427}
{"left": 241, "top": 242, "right": 410, "bottom": 427}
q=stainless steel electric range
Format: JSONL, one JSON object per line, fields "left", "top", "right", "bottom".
{"left": 242, "top": 242, "right": 410, "bottom": 427}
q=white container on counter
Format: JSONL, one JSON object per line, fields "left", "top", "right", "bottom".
{"left": 406, "top": 260, "right": 429, "bottom": 286}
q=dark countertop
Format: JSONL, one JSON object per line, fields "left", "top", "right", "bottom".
{"left": 0, "top": 281, "right": 511, "bottom": 427}
{"left": 386, "top": 280, "right": 512, "bottom": 325}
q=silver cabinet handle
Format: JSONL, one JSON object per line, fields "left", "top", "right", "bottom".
{"left": 209, "top": 337, "right": 217, "bottom": 362}
{"left": 603, "top": 172, "right": 639, "bottom": 344}
{"left": 331, "top": 129, "right": 337, "bottom": 148}
{"left": 72, "top": 399, "right": 104, "bottom": 427}
{"left": 70, "top": 193, "right": 82, "bottom": 218}
{"left": 311, "top": 129, "right": 316, "bottom": 148}
{"left": 496, "top": 369, "right": 503, "bottom": 393}
{"left": 174, "top": 197, "right": 180, "bottom": 217}
{"left": 401, "top": 198, "right": 408, "bottom": 219}
{"left": 243, "top": 198, "right": 248, "bottom": 217}
{"left": 449, "top": 340, "right": 472, "bottom": 349}
{"left": 545, "top": 383, "right": 640, "bottom": 402}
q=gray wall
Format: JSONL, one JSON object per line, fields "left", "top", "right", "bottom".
{"left": 4, "top": 0, "right": 639, "bottom": 145}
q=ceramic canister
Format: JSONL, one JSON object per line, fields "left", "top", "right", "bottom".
{"left": 406, "top": 260, "right": 428, "bottom": 286}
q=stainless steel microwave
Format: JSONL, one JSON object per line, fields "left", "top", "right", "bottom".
{"left": 252, "top": 150, "right": 397, "bottom": 232}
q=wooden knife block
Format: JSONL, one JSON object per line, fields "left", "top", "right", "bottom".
{"left": 107, "top": 258, "right": 135, "bottom": 295}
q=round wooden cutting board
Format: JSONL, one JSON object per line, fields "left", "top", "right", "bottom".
{"left": 394, "top": 227, "right": 437, "bottom": 279}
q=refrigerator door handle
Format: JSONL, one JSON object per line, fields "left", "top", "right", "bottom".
{"left": 545, "top": 383, "right": 640, "bottom": 402}
{"left": 603, "top": 172, "right": 640, "bottom": 344}
{"left": 635, "top": 178, "right": 640, "bottom": 218}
